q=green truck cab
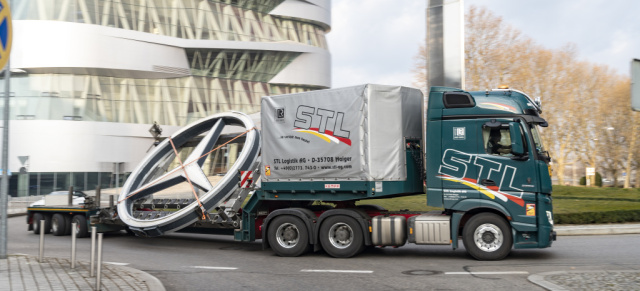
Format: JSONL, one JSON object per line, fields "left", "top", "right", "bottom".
{"left": 425, "top": 86, "right": 555, "bottom": 259}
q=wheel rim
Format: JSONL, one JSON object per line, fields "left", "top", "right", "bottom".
{"left": 327, "top": 222, "right": 353, "bottom": 249}
{"left": 34, "top": 217, "right": 40, "bottom": 231}
{"left": 473, "top": 223, "right": 503, "bottom": 252}
{"left": 275, "top": 223, "right": 299, "bottom": 249}
{"left": 52, "top": 220, "right": 58, "bottom": 233}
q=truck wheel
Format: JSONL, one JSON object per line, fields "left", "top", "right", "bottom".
{"left": 268, "top": 216, "right": 310, "bottom": 257}
{"left": 319, "top": 215, "right": 364, "bottom": 258}
{"left": 462, "top": 213, "right": 512, "bottom": 260}
{"left": 33, "top": 213, "right": 52, "bottom": 234}
{"left": 51, "top": 214, "right": 68, "bottom": 236}
{"left": 32, "top": 213, "right": 46, "bottom": 234}
{"left": 71, "top": 215, "right": 89, "bottom": 238}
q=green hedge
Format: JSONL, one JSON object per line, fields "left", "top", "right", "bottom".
{"left": 554, "top": 209, "right": 640, "bottom": 224}
{"left": 554, "top": 196, "right": 640, "bottom": 203}
{"left": 579, "top": 172, "right": 602, "bottom": 187}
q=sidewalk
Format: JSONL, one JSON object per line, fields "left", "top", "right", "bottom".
{"left": 529, "top": 270, "right": 640, "bottom": 291}
{"left": 0, "top": 254, "right": 165, "bottom": 291}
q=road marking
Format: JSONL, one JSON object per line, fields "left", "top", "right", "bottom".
{"left": 300, "top": 269, "right": 374, "bottom": 274}
{"left": 445, "top": 271, "right": 529, "bottom": 275}
{"left": 104, "top": 262, "right": 130, "bottom": 266}
{"left": 192, "top": 266, "right": 238, "bottom": 270}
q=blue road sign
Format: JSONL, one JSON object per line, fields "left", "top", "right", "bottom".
{"left": 0, "top": 0, "right": 11, "bottom": 71}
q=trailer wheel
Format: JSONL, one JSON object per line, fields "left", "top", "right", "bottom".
{"left": 268, "top": 216, "right": 310, "bottom": 257}
{"left": 462, "top": 213, "right": 512, "bottom": 260}
{"left": 51, "top": 214, "right": 68, "bottom": 236}
{"left": 319, "top": 215, "right": 365, "bottom": 258}
{"left": 32, "top": 213, "right": 51, "bottom": 234}
{"left": 71, "top": 215, "right": 89, "bottom": 238}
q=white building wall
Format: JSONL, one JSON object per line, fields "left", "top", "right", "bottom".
{"left": 4, "top": 0, "right": 332, "bottom": 195}
{"left": 7, "top": 120, "right": 182, "bottom": 173}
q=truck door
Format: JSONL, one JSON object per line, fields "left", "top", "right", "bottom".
{"left": 438, "top": 120, "right": 480, "bottom": 205}
{"left": 475, "top": 119, "right": 537, "bottom": 226}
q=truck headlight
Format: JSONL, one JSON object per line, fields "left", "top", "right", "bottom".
{"left": 546, "top": 211, "right": 554, "bottom": 226}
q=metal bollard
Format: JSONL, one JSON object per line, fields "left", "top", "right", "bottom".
{"left": 96, "top": 233, "right": 104, "bottom": 291}
{"left": 71, "top": 222, "right": 77, "bottom": 269}
{"left": 38, "top": 220, "right": 45, "bottom": 262}
{"left": 90, "top": 226, "right": 97, "bottom": 277}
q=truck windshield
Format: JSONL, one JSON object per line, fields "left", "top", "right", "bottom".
{"left": 530, "top": 124, "right": 550, "bottom": 161}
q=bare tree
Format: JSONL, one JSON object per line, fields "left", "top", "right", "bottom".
{"left": 412, "top": 5, "right": 640, "bottom": 187}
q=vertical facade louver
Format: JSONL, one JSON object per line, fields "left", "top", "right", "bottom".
{"left": 4, "top": 0, "right": 331, "bottom": 196}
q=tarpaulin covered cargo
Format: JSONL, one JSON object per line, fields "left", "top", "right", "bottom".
{"left": 261, "top": 84, "right": 423, "bottom": 182}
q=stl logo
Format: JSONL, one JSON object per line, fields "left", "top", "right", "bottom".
{"left": 293, "top": 105, "right": 352, "bottom": 146}
{"left": 0, "top": 0, "right": 12, "bottom": 70}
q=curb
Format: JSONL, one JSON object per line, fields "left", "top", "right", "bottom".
{"left": 117, "top": 265, "right": 166, "bottom": 291}
{"left": 554, "top": 224, "right": 640, "bottom": 236}
{"left": 528, "top": 271, "right": 569, "bottom": 291}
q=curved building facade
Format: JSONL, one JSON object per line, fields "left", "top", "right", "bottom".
{"left": 4, "top": 0, "right": 331, "bottom": 196}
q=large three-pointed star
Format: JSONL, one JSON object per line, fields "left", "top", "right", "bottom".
{"left": 129, "top": 119, "right": 226, "bottom": 200}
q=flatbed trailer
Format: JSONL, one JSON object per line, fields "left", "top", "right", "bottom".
{"left": 27, "top": 204, "right": 118, "bottom": 238}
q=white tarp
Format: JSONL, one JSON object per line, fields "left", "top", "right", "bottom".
{"left": 261, "top": 84, "right": 423, "bottom": 181}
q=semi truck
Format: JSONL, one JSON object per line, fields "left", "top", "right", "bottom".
{"left": 27, "top": 84, "right": 555, "bottom": 260}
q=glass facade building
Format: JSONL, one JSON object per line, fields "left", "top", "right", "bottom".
{"left": 4, "top": 0, "right": 331, "bottom": 196}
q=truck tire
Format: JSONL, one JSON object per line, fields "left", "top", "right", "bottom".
{"left": 462, "top": 213, "right": 512, "bottom": 260}
{"left": 51, "top": 214, "right": 68, "bottom": 236}
{"left": 71, "top": 215, "right": 89, "bottom": 238}
{"left": 319, "top": 215, "right": 365, "bottom": 258}
{"left": 32, "top": 213, "right": 48, "bottom": 234}
{"left": 268, "top": 216, "right": 311, "bottom": 257}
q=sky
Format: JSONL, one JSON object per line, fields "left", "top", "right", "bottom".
{"left": 327, "top": 0, "right": 640, "bottom": 89}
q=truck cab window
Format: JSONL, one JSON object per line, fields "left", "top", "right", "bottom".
{"left": 483, "top": 127, "right": 512, "bottom": 156}
{"left": 530, "top": 124, "right": 550, "bottom": 161}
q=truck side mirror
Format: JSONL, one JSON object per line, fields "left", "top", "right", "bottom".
{"left": 509, "top": 122, "right": 525, "bottom": 156}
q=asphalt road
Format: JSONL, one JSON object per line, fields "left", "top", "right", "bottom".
{"left": 7, "top": 216, "right": 640, "bottom": 290}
